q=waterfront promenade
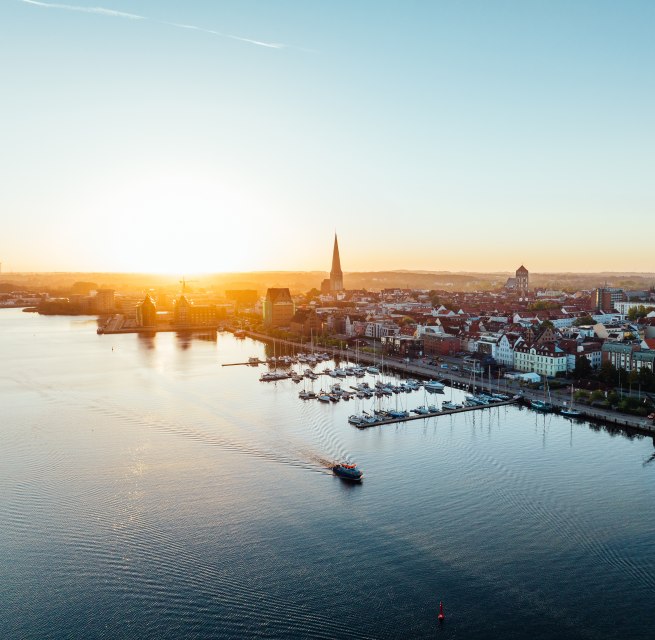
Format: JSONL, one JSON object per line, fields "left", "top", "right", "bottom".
{"left": 232, "top": 327, "right": 655, "bottom": 435}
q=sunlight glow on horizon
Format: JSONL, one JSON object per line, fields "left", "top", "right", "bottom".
{"left": 2, "top": 1, "right": 654, "bottom": 274}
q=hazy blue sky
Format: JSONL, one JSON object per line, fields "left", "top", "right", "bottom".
{"left": 1, "top": 1, "right": 653, "bottom": 273}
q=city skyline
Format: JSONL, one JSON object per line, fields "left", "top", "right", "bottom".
{"left": 2, "top": 1, "right": 654, "bottom": 273}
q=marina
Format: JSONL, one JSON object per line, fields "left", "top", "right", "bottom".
{"left": 226, "top": 328, "right": 655, "bottom": 434}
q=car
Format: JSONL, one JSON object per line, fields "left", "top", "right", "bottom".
{"left": 451, "top": 365, "right": 459, "bottom": 371}
{"left": 440, "top": 364, "right": 449, "bottom": 369}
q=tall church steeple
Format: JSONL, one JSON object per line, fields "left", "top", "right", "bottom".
{"left": 330, "top": 233, "right": 344, "bottom": 292}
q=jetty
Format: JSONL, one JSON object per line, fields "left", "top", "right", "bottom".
{"left": 353, "top": 399, "right": 517, "bottom": 428}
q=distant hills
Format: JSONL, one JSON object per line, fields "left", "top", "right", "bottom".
{"left": 1, "top": 271, "right": 654, "bottom": 295}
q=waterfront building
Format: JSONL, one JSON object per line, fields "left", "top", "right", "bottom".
{"left": 382, "top": 335, "right": 423, "bottom": 358}
{"left": 496, "top": 333, "right": 523, "bottom": 367}
{"left": 329, "top": 234, "right": 344, "bottom": 292}
{"left": 601, "top": 342, "right": 640, "bottom": 371}
{"left": 136, "top": 294, "right": 157, "bottom": 328}
{"left": 514, "top": 342, "right": 567, "bottom": 377}
{"left": 94, "top": 289, "right": 115, "bottom": 313}
{"left": 263, "top": 288, "right": 295, "bottom": 327}
{"left": 634, "top": 351, "right": 655, "bottom": 373}
{"left": 173, "top": 295, "right": 219, "bottom": 328}
{"left": 423, "top": 333, "right": 461, "bottom": 356}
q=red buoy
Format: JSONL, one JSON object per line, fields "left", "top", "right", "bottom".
{"left": 438, "top": 601, "right": 445, "bottom": 622}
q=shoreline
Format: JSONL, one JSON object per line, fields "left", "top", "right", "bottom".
{"left": 234, "top": 327, "right": 655, "bottom": 436}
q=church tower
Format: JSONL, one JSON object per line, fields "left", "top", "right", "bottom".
{"left": 516, "top": 265, "right": 529, "bottom": 299}
{"left": 330, "top": 234, "right": 344, "bottom": 292}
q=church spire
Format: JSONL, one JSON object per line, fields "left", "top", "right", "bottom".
{"left": 330, "top": 233, "right": 344, "bottom": 292}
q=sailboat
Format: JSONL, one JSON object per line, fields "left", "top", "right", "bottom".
{"left": 560, "top": 385, "right": 582, "bottom": 417}
{"left": 531, "top": 379, "right": 554, "bottom": 413}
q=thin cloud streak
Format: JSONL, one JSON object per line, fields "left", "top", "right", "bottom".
{"left": 20, "top": 0, "right": 144, "bottom": 19}
{"left": 166, "top": 22, "right": 285, "bottom": 49}
{"left": 19, "top": 0, "right": 286, "bottom": 49}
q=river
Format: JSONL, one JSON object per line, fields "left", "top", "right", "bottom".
{"left": 2, "top": 309, "right": 655, "bottom": 639}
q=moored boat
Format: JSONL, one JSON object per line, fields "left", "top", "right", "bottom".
{"left": 424, "top": 380, "right": 445, "bottom": 392}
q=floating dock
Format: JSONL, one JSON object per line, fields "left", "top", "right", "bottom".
{"left": 354, "top": 399, "right": 517, "bottom": 428}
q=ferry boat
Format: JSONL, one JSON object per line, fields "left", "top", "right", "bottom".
{"left": 332, "top": 463, "right": 363, "bottom": 482}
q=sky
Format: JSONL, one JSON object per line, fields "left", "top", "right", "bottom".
{"left": 1, "top": 0, "right": 654, "bottom": 274}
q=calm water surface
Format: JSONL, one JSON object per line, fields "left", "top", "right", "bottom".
{"left": 2, "top": 309, "right": 655, "bottom": 639}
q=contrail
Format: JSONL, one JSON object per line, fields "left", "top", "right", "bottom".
{"left": 20, "top": 0, "right": 144, "bottom": 19}
{"left": 19, "top": 0, "right": 286, "bottom": 49}
{"left": 165, "top": 22, "right": 285, "bottom": 49}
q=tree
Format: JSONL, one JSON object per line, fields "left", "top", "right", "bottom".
{"left": 574, "top": 315, "right": 595, "bottom": 326}
{"left": 305, "top": 288, "right": 320, "bottom": 300}
{"left": 638, "top": 367, "right": 655, "bottom": 392}
{"left": 627, "top": 305, "right": 655, "bottom": 321}
{"left": 573, "top": 355, "right": 593, "bottom": 379}
{"left": 529, "top": 301, "right": 559, "bottom": 311}
{"left": 598, "top": 361, "right": 618, "bottom": 385}
{"left": 428, "top": 290, "right": 440, "bottom": 307}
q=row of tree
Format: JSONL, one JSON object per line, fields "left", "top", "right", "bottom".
{"left": 573, "top": 357, "right": 655, "bottom": 393}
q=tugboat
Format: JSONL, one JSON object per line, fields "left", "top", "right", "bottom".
{"left": 332, "top": 462, "right": 364, "bottom": 482}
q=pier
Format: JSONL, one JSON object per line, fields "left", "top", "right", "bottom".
{"left": 222, "top": 360, "right": 265, "bottom": 367}
{"left": 353, "top": 399, "right": 517, "bottom": 428}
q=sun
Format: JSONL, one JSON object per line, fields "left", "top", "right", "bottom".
{"left": 90, "top": 170, "right": 272, "bottom": 273}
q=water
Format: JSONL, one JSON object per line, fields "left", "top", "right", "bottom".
{"left": 2, "top": 308, "right": 655, "bottom": 639}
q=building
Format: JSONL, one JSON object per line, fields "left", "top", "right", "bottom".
{"left": 136, "top": 294, "right": 157, "bottom": 327}
{"left": 263, "top": 288, "right": 295, "bottom": 327}
{"left": 329, "top": 234, "right": 344, "bottom": 292}
{"left": 94, "top": 289, "right": 115, "bottom": 313}
{"left": 601, "top": 342, "right": 640, "bottom": 371}
{"left": 423, "top": 333, "right": 461, "bottom": 356}
{"left": 289, "top": 309, "right": 321, "bottom": 337}
{"left": 595, "top": 287, "right": 624, "bottom": 310}
{"left": 173, "top": 295, "right": 219, "bottom": 328}
{"left": 516, "top": 265, "right": 529, "bottom": 298}
{"left": 514, "top": 342, "right": 567, "bottom": 377}
{"left": 496, "top": 333, "right": 522, "bottom": 368}
{"left": 634, "top": 351, "right": 655, "bottom": 374}
{"left": 381, "top": 335, "right": 423, "bottom": 358}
